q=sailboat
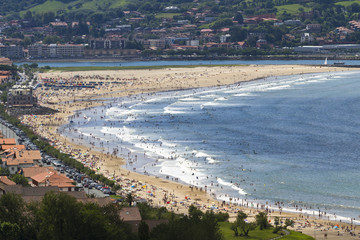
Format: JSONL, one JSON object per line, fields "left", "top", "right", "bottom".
{"left": 324, "top": 57, "right": 328, "bottom": 65}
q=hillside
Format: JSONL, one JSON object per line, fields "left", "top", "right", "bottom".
{"left": 2, "top": 0, "right": 359, "bottom": 18}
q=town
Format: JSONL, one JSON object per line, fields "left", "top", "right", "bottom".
{"left": 1, "top": 0, "right": 360, "bottom": 60}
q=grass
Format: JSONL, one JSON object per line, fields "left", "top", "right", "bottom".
{"left": 336, "top": 0, "right": 360, "bottom": 7}
{"left": 25, "top": 0, "right": 68, "bottom": 14}
{"left": 21, "top": 0, "right": 128, "bottom": 15}
{"left": 155, "top": 13, "right": 182, "bottom": 19}
{"left": 219, "top": 222, "right": 315, "bottom": 240}
{"left": 282, "top": 231, "right": 315, "bottom": 240}
{"left": 276, "top": 4, "right": 311, "bottom": 16}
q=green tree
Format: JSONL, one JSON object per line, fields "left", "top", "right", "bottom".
{"left": 126, "top": 193, "right": 133, "bottom": 206}
{"left": 0, "top": 167, "right": 10, "bottom": 175}
{"left": 234, "top": 12, "right": 243, "bottom": 24}
{"left": 284, "top": 218, "right": 295, "bottom": 229}
{"left": 36, "top": 191, "right": 81, "bottom": 240}
{"left": 235, "top": 211, "right": 255, "bottom": 236}
{"left": 138, "top": 220, "right": 150, "bottom": 240}
{"left": 10, "top": 174, "right": 30, "bottom": 187}
{"left": 255, "top": 211, "right": 270, "bottom": 230}
{"left": 0, "top": 222, "right": 20, "bottom": 240}
{"left": 188, "top": 205, "right": 203, "bottom": 222}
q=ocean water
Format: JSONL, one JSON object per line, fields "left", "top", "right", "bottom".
{"left": 60, "top": 71, "right": 360, "bottom": 223}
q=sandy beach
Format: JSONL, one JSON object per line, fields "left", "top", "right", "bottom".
{"left": 21, "top": 64, "right": 360, "bottom": 239}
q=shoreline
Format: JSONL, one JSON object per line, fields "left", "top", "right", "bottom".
{"left": 14, "top": 55, "right": 360, "bottom": 64}
{"left": 21, "top": 65, "right": 360, "bottom": 239}
{"left": 59, "top": 73, "right": 360, "bottom": 225}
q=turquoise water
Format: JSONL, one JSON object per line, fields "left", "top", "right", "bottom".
{"left": 61, "top": 70, "right": 360, "bottom": 223}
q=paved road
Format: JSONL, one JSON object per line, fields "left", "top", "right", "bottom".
{"left": 83, "top": 187, "right": 108, "bottom": 198}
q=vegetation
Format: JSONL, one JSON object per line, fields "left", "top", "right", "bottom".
{"left": 0, "top": 191, "right": 135, "bottom": 240}
{"left": 220, "top": 221, "right": 315, "bottom": 240}
{"left": 10, "top": 174, "right": 30, "bottom": 187}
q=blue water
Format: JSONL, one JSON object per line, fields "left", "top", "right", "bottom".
{"left": 17, "top": 59, "right": 360, "bottom": 68}
{"left": 60, "top": 70, "right": 360, "bottom": 223}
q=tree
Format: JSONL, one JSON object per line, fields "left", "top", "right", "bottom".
{"left": 36, "top": 191, "right": 82, "bottom": 240}
{"left": 255, "top": 212, "right": 270, "bottom": 230}
{"left": 284, "top": 218, "right": 295, "bottom": 229}
{"left": 202, "top": 211, "right": 222, "bottom": 240}
{"left": 10, "top": 174, "right": 30, "bottom": 187}
{"left": 188, "top": 205, "right": 203, "bottom": 222}
{"left": 235, "top": 211, "right": 255, "bottom": 236}
{"left": 230, "top": 27, "right": 247, "bottom": 42}
{"left": 126, "top": 193, "right": 133, "bottom": 206}
{"left": 138, "top": 220, "right": 150, "bottom": 240}
{"left": 0, "top": 222, "right": 20, "bottom": 240}
{"left": 0, "top": 167, "right": 10, "bottom": 176}
{"left": 230, "top": 222, "right": 239, "bottom": 236}
{"left": 234, "top": 12, "right": 243, "bottom": 24}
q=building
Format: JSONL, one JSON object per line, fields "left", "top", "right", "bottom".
{"left": 90, "top": 38, "right": 126, "bottom": 49}
{"left": 284, "top": 19, "right": 301, "bottom": 26}
{"left": 142, "top": 39, "right": 166, "bottom": 49}
{"left": 0, "top": 44, "right": 23, "bottom": 59}
{"left": 28, "top": 44, "right": 84, "bottom": 58}
{"left": 0, "top": 57, "right": 13, "bottom": 66}
{"left": 7, "top": 86, "right": 38, "bottom": 107}
{"left": 301, "top": 33, "right": 314, "bottom": 43}
{"left": 256, "top": 39, "right": 268, "bottom": 48}
{"left": 306, "top": 24, "right": 321, "bottom": 32}
{"left": 0, "top": 70, "right": 11, "bottom": 84}
{"left": 84, "top": 48, "right": 137, "bottom": 57}
{"left": 31, "top": 171, "right": 75, "bottom": 191}
{"left": 1, "top": 149, "right": 42, "bottom": 174}
{"left": 0, "top": 176, "right": 16, "bottom": 186}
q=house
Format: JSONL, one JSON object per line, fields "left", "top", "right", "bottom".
{"left": 256, "top": 39, "right": 268, "bottom": 48}
{"left": 335, "top": 27, "right": 354, "bottom": 36}
{"left": 1, "top": 145, "right": 25, "bottom": 151}
{"left": 31, "top": 171, "right": 75, "bottom": 191}
{"left": 0, "top": 70, "right": 11, "bottom": 84}
{"left": 0, "top": 176, "right": 16, "bottom": 186}
{"left": 0, "top": 57, "right": 12, "bottom": 66}
{"left": 22, "top": 165, "right": 54, "bottom": 182}
{"left": 2, "top": 158, "right": 35, "bottom": 174}
{"left": 234, "top": 41, "right": 247, "bottom": 49}
{"left": 349, "top": 20, "right": 360, "bottom": 31}
{"left": 301, "top": 33, "right": 314, "bottom": 43}
{"left": 120, "top": 207, "right": 142, "bottom": 232}
{"left": 1, "top": 149, "right": 42, "bottom": 174}
{"left": 49, "top": 22, "right": 68, "bottom": 28}
{"left": 306, "top": 24, "right": 321, "bottom": 33}
{"left": 0, "top": 138, "right": 16, "bottom": 145}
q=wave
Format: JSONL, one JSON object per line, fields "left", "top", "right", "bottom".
{"left": 217, "top": 178, "right": 247, "bottom": 195}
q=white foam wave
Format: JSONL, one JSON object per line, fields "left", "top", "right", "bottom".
{"left": 159, "top": 157, "right": 206, "bottom": 185}
{"left": 217, "top": 178, "right": 247, "bottom": 195}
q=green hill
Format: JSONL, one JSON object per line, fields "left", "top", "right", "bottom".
{"left": 22, "top": 0, "right": 128, "bottom": 15}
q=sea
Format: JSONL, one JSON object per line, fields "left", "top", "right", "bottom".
{"left": 58, "top": 68, "right": 360, "bottom": 224}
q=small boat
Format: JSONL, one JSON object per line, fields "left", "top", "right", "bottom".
{"left": 324, "top": 57, "right": 328, "bottom": 65}
{"left": 333, "top": 61, "right": 345, "bottom": 65}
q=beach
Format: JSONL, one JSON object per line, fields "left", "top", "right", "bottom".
{"left": 21, "top": 64, "right": 360, "bottom": 239}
